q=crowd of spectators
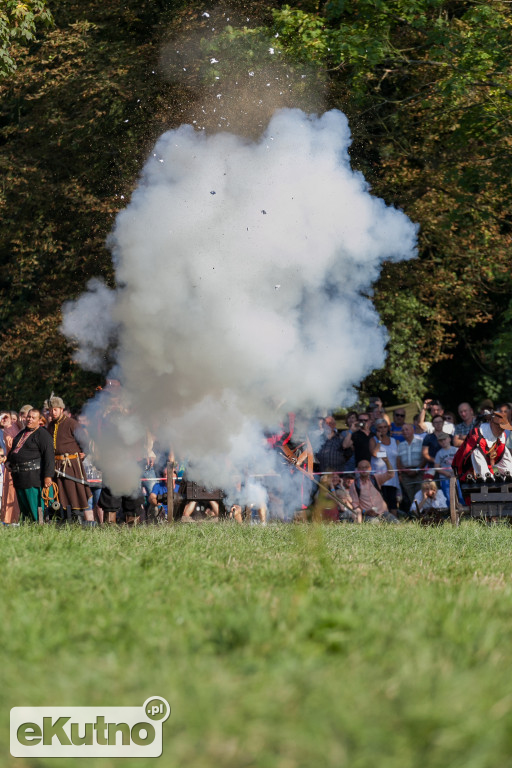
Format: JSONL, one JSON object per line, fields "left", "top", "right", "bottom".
{"left": 312, "top": 396, "right": 512, "bottom": 522}
{"left": 0, "top": 393, "right": 509, "bottom": 525}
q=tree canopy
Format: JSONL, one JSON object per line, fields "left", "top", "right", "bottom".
{"left": 0, "top": 0, "right": 53, "bottom": 75}
{"left": 0, "top": 0, "right": 511, "bottom": 410}
{"left": 262, "top": 1, "right": 512, "bottom": 403}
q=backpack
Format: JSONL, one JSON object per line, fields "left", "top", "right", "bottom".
{"left": 354, "top": 474, "right": 380, "bottom": 496}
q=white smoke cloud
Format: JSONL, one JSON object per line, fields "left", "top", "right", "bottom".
{"left": 62, "top": 108, "right": 418, "bottom": 498}
{"left": 61, "top": 278, "right": 117, "bottom": 372}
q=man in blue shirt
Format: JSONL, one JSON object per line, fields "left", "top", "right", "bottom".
{"left": 148, "top": 467, "right": 169, "bottom": 520}
{"left": 389, "top": 408, "right": 407, "bottom": 442}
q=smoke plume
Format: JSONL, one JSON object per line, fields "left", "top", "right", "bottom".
{"left": 62, "top": 108, "right": 418, "bottom": 499}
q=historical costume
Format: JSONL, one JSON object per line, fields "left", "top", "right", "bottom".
{"left": 452, "top": 412, "right": 512, "bottom": 481}
{"left": 47, "top": 398, "right": 91, "bottom": 512}
{"left": 7, "top": 418, "right": 55, "bottom": 521}
{"left": 1, "top": 420, "right": 21, "bottom": 524}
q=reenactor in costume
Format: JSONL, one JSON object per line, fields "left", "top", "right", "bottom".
{"left": 7, "top": 408, "right": 55, "bottom": 522}
{"left": 453, "top": 410, "right": 512, "bottom": 483}
{"left": 47, "top": 396, "right": 92, "bottom": 519}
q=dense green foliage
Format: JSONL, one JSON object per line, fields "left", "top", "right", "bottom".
{"left": 0, "top": 0, "right": 511, "bottom": 410}
{"left": 3, "top": 523, "right": 512, "bottom": 767}
{"left": 0, "top": 0, "right": 191, "bottom": 408}
{"left": 0, "top": 0, "right": 52, "bottom": 75}
{"left": 210, "top": 0, "right": 512, "bottom": 404}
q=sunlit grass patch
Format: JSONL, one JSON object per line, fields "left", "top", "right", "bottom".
{"left": 2, "top": 522, "right": 512, "bottom": 767}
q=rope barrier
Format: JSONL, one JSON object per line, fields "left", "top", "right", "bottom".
{"left": 248, "top": 466, "right": 437, "bottom": 477}
{"left": 82, "top": 468, "right": 446, "bottom": 490}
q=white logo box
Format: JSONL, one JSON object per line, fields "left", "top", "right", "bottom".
{"left": 11, "top": 696, "right": 170, "bottom": 758}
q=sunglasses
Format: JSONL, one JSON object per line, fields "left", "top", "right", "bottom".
{"left": 395, "top": 413, "right": 405, "bottom": 417}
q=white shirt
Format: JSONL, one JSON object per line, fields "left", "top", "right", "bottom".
{"left": 479, "top": 422, "right": 504, "bottom": 448}
{"left": 423, "top": 420, "right": 455, "bottom": 435}
{"left": 411, "top": 488, "right": 447, "bottom": 512}
{"left": 470, "top": 422, "right": 512, "bottom": 476}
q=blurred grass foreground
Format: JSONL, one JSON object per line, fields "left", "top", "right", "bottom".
{"left": 3, "top": 522, "right": 512, "bottom": 767}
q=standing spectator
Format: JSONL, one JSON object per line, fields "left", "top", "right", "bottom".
{"left": 315, "top": 416, "right": 345, "bottom": 474}
{"left": 339, "top": 411, "right": 358, "bottom": 471}
{"left": 369, "top": 397, "right": 391, "bottom": 426}
{"left": 0, "top": 414, "right": 6, "bottom": 517}
{"left": 497, "top": 403, "right": 512, "bottom": 443}
{"left": 367, "top": 402, "right": 390, "bottom": 434}
{"left": 418, "top": 399, "right": 455, "bottom": 435}
{"left": 0, "top": 444, "right": 5, "bottom": 514}
{"left": 1, "top": 412, "right": 20, "bottom": 524}
{"left": 389, "top": 408, "right": 407, "bottom": 442}
{"left": 342, "top": 413, "right": 373, "bottom": 465}
{"left": 308, "top": 415, "right": 325, "bottom": 456}
{"left": 499, "top": 405, "right": 512, "bottom": 454}
{"left": 17, "top": 405, "right": 33, "bottom": 430}
{"left": 78, "top": 412, "right": 102, "bottom": 519}
{"left": 370, "top": 419, "right": 401, "bottom": 516}
{"left": 413, "top": 413, "right": 427, "bottom": 437}
{"left": 397, "top": 423, "right": 425, "bottom": 510}
{"left": 422, "top": 415, "right": 449, "bottom": 470}
{"left": 453, "top": 402, "right": 476, "bottom": 447}
{"left": 0, "top": 415, "right": 6, "bottom": 457}
{"left": 498, "top": 403, "right": 512, "bottom": 420}
{"left": 434, "top": 433, "right": 458, "bottom": 503}
{"left": 7, "top": 408, "right": 54, "bottom": 522}
{"left": 47, "top": 396, "right": 92, "bottom": 522}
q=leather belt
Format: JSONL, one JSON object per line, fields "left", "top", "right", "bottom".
{"left": 10, "top": 459, "right": 41, "bottom": 473}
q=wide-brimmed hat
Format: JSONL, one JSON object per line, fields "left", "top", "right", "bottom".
{"left": 492, "top": 411, "right": 512, "bottom": 430}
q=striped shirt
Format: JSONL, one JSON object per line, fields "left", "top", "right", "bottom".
{"left": 397, "top": 437, "right": 423, "bottom": 468}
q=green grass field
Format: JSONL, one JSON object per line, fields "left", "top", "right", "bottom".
{"left": 3, "top": 522, "right": 512, "bottom": 767}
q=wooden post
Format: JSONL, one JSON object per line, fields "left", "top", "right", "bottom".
{"left": 167, "top": 460, "right": 174, "bottom": 522}
{"left": 449, "top": 475, "right": 458, "bottom": 527}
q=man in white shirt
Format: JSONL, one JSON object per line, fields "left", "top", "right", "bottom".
{"left": 418, "top": 399, "right": 455, "bottom": 436}
{"left": 396, "top": 423, "right": 425, "bottom": 509}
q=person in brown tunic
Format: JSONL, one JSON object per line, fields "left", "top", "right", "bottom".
{"left": 47, "top": 397, "right": 92, "bottom": 519}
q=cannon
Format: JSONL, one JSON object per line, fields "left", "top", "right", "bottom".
{"left": 162, "top": 463, "right": 226, "bottom": 521}
{"left": 450, "top": 473, "right": 512, "bottom": 525}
